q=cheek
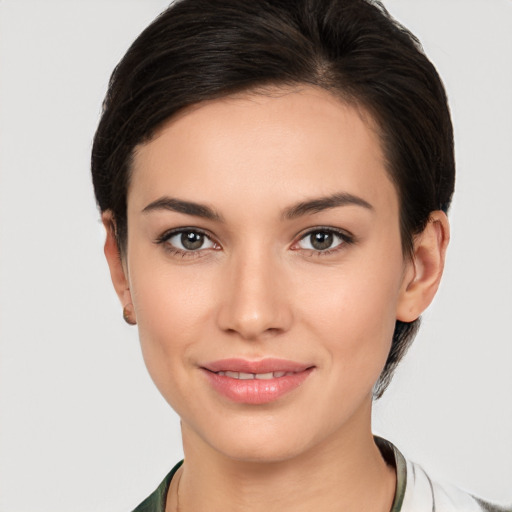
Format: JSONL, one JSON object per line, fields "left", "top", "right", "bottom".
{"left": 130, "top": 244, "right": 217, "bottom": 326}
{"left": 295, "top": 252, "right": 404, "bottom": 382}
{"left": 127, "top": 257, "right": 217, "bottom": 398}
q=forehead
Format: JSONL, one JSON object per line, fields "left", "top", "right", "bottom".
{"left": 129, "top": 86, "right": 397, "bottom": 217}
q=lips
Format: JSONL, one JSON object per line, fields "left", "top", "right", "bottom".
{"left": 201, "top": 358, "right": 314, "bottom": 404}
{"left": 215, "top": 370, "right": 295, "bottom": 379}
{"left": 203, "top": 358, "right": 311, "bottom": 374}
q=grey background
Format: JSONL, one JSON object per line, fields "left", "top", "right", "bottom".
{"left": 0, "top": 1, "right": 511, "bottom": 510}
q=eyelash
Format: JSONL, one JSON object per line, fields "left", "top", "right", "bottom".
{"left": 155, "top": 228, "right": 219, "bottom": 259}
{"left": 155, "top": 227, "right": 355, "bottom": 259}
{"left": 292, "top": 227, "right": 355, "bottom": 256}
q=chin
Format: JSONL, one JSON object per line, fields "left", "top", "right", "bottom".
{"left": 215, "top": 436, "right": 309, "bottom": 464}
{"left": 187, "top": 411, "right": 323, "bottom": 465}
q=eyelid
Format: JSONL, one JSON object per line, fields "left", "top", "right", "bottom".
{"left": 154, "top": 225, "right": 354, "bottom": 257}
{"left": 155, "top": 227, "right": 220, "bottom": 255}
{"left": 156, "top": 226, "right": 211, "bottom": 243}
{"left": 291, "top": 226, "right": 355, "bottom": 253}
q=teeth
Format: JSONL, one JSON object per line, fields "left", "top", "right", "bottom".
{"left": 216, "top": 371, "right": 293, "bottom": 380}
{"left": 255, "top": 372, "right": 274, "bottom": 380}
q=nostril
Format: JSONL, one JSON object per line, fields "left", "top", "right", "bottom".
{"left": 215, "top": 263, "right": 294, "bottom": 338}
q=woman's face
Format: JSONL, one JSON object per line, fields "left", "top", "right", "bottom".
{"left": 119, "top": 86, "right": 414, "bottom": 462}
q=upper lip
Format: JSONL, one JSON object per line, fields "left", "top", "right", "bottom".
{"left": 202, "top": 358, "right": 313, "bottom": 374}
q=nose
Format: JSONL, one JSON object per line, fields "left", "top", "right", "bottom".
{"left": 216, "top": 248, "right": 293, "bottom": 340}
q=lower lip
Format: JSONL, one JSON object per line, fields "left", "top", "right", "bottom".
{"left": 202, "top": 368, "right": 313, "bottom": 404}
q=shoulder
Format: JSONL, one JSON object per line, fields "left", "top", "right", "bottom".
{"left": 375, "top": 437, "right": 510, "bottom": 512}
{"left": 397, "top": 446, "right": 510, "bottom": 512}
{"left": 131, "top": 461, "right": 183, "bottom": 512}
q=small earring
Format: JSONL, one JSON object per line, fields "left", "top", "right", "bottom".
{"left": 123, "top": 304, "right": 137, "bottom": 325}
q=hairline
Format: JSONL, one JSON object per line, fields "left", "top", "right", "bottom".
{"left": 116, "top": 82, "right": 413, "bottom": 259}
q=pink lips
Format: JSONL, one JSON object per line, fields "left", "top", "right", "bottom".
{"left": 201, "top": 358, "right": 314, "bottom": 405}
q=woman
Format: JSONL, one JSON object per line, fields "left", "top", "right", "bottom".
{"left": 91, "top": 0, "right": 508, "bottom": 510}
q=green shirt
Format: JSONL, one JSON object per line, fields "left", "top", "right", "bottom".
{"left": 132, "top": 460, "right": 182, "bottom": 512}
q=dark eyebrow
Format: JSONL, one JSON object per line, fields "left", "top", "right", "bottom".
{"left": 283, "top": 192, "right": 374, "bottom": 220}
{"left": 142, "top": 197, "right": 223, "bottom": 222}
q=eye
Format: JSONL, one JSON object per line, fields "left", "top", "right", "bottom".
{"left": 295, "top": 228, "right": 351, "bottom": 253}
{"left": 158, "top": 229, "right": 217, "bottom": 253}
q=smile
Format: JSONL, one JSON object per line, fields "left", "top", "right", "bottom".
{"left": 201, "top": 358, "right": 314, "bottom": 404}
{"left": 215, "top": 371, "right": 296, "bottom": 379}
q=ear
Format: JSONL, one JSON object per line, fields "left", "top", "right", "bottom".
{"left": 102, "top": 211, "right": 135, "bottom": 322}
{"left": 396, "top": 211, "right": 450, "bottom": 322}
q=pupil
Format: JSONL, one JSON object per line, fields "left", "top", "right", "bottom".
{"left": 311, "top": 232, "right": 333, "bottom": 250}
{"left": 181, "top": 232, "right": 204, "bottom": 250}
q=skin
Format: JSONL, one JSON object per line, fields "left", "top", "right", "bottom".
{"left": 103, "top": 86, "right": 449, "bottom": 511}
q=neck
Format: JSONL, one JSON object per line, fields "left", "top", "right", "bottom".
{"left": 168, "top": 404, "right": 396, "bottom": 512}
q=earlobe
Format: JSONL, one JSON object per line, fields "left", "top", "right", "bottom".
{"left": 396, "top": 211, "right": 450, "bottom": 322}
{"left": 102, "top": 212, "right": 136, "bottom": 324}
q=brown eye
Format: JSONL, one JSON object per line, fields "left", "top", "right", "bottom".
{"left": 310, "top": 231, "right": 334, "bottom": 250}
{"left": 165, "top": 230, "right": 216, "bottom": 251}
{"left": 297, "top": 229, "right": 347, "bottom": 252}
{"left": 181, "top": 231, "right": 205, "bottom": 250}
